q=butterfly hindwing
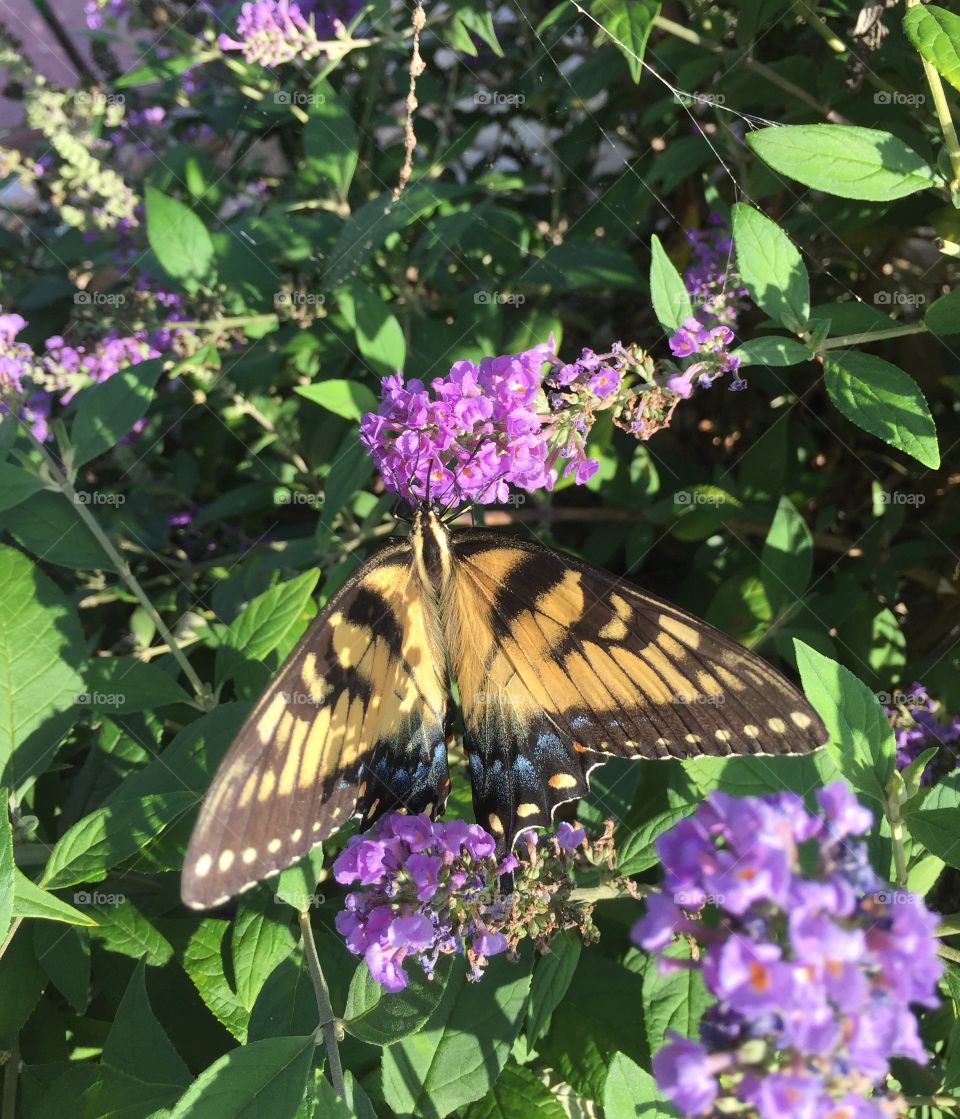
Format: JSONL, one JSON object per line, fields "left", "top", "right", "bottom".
{"left": 181, "top": 540, "right": 450, "bottom": 909}
{"left": 446, "top": 529, "right": 826, "bottom": 849}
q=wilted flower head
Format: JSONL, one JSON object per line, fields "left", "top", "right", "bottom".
{"left": 633, "top": 783, "right": 941, "bottom": 1117}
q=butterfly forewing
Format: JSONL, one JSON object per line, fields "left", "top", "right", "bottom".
{"left": 181, "top": 540, "right": 450, "bottom": 909}
{"left": 446, "top": 531, "right": 827, "bottom": 849}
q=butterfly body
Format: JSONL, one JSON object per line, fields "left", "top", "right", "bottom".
{"left": 182, "top": 507, "right": 827, "bottom": 909}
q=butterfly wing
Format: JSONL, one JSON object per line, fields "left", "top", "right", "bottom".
{"left": 445, "top": 530, "right": 826, "bottom": 849}
{"left": 181, "top": 540, "right": 451, "bottom": 909}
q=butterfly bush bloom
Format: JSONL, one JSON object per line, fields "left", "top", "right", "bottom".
{"left": 633, "top": 784, "right": 941, "bottom": 1118}
{"left": 361, "top": 339, "right": 694, "bottom": 506}
{"left": 665, "top": 318, "right": 744, "bottom": 399}
{"left": 218, "top": 0, "right": 359, "bottom": 67}
{"left": 334, "top": 813, "right": 603, "bottom": 991}
{"left": 883, "top": 682, "right": 960, "bottom": 772}
{"left": 683, "top": 215, "right": 749, "bottom": 330}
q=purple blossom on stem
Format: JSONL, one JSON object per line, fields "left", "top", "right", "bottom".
{"left": 218, "top": 0, "right": 358, "bottom": 67}
{"left": 664, "top": 317, "right": 743, "bottom": 398}
{"left": 883, "top": 682, "right": 960, "bottom": 772}
{"left": 683, "top": 214, "right": 749, "bottom": 330}
{"left": 633, "top": 783, "right": 942, "bottom": 1117}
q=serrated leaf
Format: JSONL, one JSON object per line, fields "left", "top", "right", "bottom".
{"left": 85, "top": 897, "right": 173, "bottom": 965}
{"left": 589, "top": 0, "right": 660, "bottom": 82}
{"left": 732, "top": 336, "right": 811, "bottom": 367}
{"left": 906, "top": 809, "right": 960, "bottom": 870}
{"left": 461, "top": 1062, "right": 567, "bottom": 1119}
{"left": 640, "top": 940, "right": 710, "bottom": 1052}
{"left": 248, "top": 947, "right": 318, "bottom": 1042}
{"left": 40, "top": 791, "right": 197, "bottom": 889}
{"left": 747, "top": 124, "right": 936, "bottom": 200}
{"left": 526, "top": 930, "right": 581, "bottom": 1044}
{"left": 0, "top": 546, "right": 85, "bottom": 784}
{"left": 295, "top": 378, "right": 378, "bottom": 422}
{"left": 649, "top": 234, "right": 692, "bottom": 332}
{"left": 70, "top": 358, "right": 163, "bottom": 468}
{"left": 83, "top": 657, "right": 192, "bottom": 713}
{"left": 732, "top": 203, "right": 809, "bottom": 331}
{"left": 904, "top": 5, "right": 960, "bottom": 93}
{"left": 603, "top": 1052, "right": 672, "bottom": 1119}
{"left": 183, "top": 918, "right": 250, "bottom": 1041}
{"left": 14, "top": 870, "right": 99, "bottom": 926}
{"left": 145, "top": 185, "right": 216, "bottom": 290}
{"left": 616, "top": 806, "right": 695, "bottom": 876}
{"left": 795, "top": 641, "right": 895, "bottom": 804}
{"left": 823, "top": 350, "right": 939, "bottom": 468}
{"left": 102, "top": 959, "right": 191, "bottom": 1088}
{"left": 216, "top": 569, "right": 320, "bottom": 687}
{"left": 344, "top": 953, "right": 453, "bottom": 1046}
{"left": 273, "top": 847, "right": 325, "bottom": 911}
{"left": 924, "top": 287, "right": 960, "bottom": 336}
{"left": 230, "top": 898, "right": 297, "bottom": 1012}
{"left": 168, "top": 1034, "right": 315, "bottom": 1119}
{"left": 381, "top": 956, "right": 531, "bottom": 1118}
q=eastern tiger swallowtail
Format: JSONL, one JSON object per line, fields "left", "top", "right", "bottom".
{"left": 181, "top": 505, "right": 827, "bottom": 909}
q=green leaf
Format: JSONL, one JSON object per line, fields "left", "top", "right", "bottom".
{"left": 522, "top": 242, "right": 644, "bottom": 291}
{"left": 603, "top": 1053, "right": 672, "bottom": 1119}
{"left": 0, "top": 925, "right": 46, "bottom": 1043}
{"left": 795, "top": 641, "right": 895, "bottom": 803}
{"left": 0, "top": 490, "right": 115, "bottom": 572}
{"left": 70, "top": 358, "right": 163, "bottom": 468}
{"left": 344, "top": 954, "right": 453, "bottom": 1046}
{"left": 248, "top": 947, "right": 319, "bottom": 1042}
{"left": 747, "top": 124, "right": 936, "bottom": 201}
{"left": 33, "top": 921, "right": 89, "bottom": 1011}
{"left": 183, "top": 918, "right": 250, "bottom": 1041}
{"left": 0, "top": 546, "right": 85, "bottom": 784}
{"left": 320, "top": 436, "right": 375, "bottom": 528}
{"left": 40, "top": 791, "right": 197, "bottom": 889}
{"left": 761, "top": 496, "right": 813, "bottom": 617}
{"left": 342, "top": 279, "right": 407, "bottom": 378}
{"left": 273, "top": 847, "right": 325, "bottom": 911}
{"left": 526, "top": 930, "right": 581, "bottom": 1044}
{"left": 924, "top": 287, "right": 960, "bottom": 336}
{"left": 904, "top": 5, "right": 960, "bottom": 93}
{"left": 83, "top": 657, "right": 191, "bottom": 713}
{"left": 461, "top": 1062, "right": 567, "bottom": 1119}
{"left": 145, "top": 185, "right": 216, "bottom": 290}
{"left": 589, "top": 0, "right": 661, "bottom": 82}
{"left": 649, "top": 234, "right": 692, "bottom": 331}
{"left": 685, "top": 752, "right": 836, "bottom": 799}
{"left": 444, "top": 1, "right": 503, "bottom": 57}
{"left": 823, "top": 350, "right": 940, "bottom": 468}
{"left": 640, "top": 941, "right": 710, "bottom": 1051}
{"left": 0, "top": 796, "right": 12, "bottom": 944}
{"left": 303, "top": 80, "right": 359, "bottom": 196}
{"left": 0, "top": 462, "right": 44, "bottom": 513}
{"left": 732, "top": 203, "right": 809, "bottom": 331}
{"left": 216, "top": 569, "right": 319, "bottom": 687}
{"left": 616, "top": 806, "right": 694, "bottom": 876}
{"left": 86, "top": 897, "right": 172, "bottom": 965}
{"left": 296, "top": 378, "right": 378, "bottom": 421}
{"left": 905, "top": 809, "right": 960, "bottom": 869}
{"left": 11, "top": 868, "right": 97, "bottom": 925}
{"left": 732, "top": 336, "right": 811, "bottom": 367}
{"left": 381, "top": 956, "right": 531, "bottom": 1118}
{"left": 168, "top": 1035, "right": 315, "bottom": 1119}
{"left": 103, "top": 959, "right": 191, "bottom": 1089}
{"left": 230, "top": 898, "right": 297, "bottom": 1012}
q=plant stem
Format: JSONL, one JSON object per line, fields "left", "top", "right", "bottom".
{"left": 819, "top": 322, "right": 928, "bottom": 350}
{"left": 905, "top": 1097, "right": 960, "bottom": 1112}
{"left": 890, "top": 816, "right": 908, "bottom": 889}
{"left": 570, "top": 883, "right": 651, "bottom": 904}
{"left": 907, "top": 0, "right": 960, "bottom": 191}
{"left": 299, "top": 909, "right": 345, "bottom": 1098}
{"left": 27, "top": 434, "right": 211, "bottom": 707}
{"left": 170, "top": 313, "right": 279, "bottom": 331}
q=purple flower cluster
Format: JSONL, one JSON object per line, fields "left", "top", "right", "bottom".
{"left": 683, "top": 215, "right": 749, "bottom": 330}
{"left": 633, "top": 783, "right": 941, "bottom": 1118}
{"left": 665, "top": 318, "right": 744, "bottom": 398}
{"left": 218, "top": 0, "right": 358, "bottom": 67}
{"left": 334, "top": 814, "right": 515, "bottom": 992}
{"left": 84, "top": 0, "right": 125, "bottom": 29}
{"left": 360, "top": 339, "right": 672, "bottom": 507}
{"left": 0, "top": 310, "right": 32, "bottom": 394}
{"left": 883, "top": 682, "right": 960, "bottom": 771}
{"left": 43, "top": 333, "right": 160, "bottom": 402}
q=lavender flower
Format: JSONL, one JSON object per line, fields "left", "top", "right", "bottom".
{"left": 218, "top": 0, "right": 358, "bottom": 67}
{"left": 0, "top": 309, "right": 32, "bottom": 395}
{"left": 883, "top": 682, "right": 960, "bottom": 772}
{"left": 633, "top": 783, "right": 941, "bottom": 1117}
{"left": 664, "top": 318, "right": 744, "bottom": 398}
{"left": 683, "top": 215, "right": 749, "bottom": 330}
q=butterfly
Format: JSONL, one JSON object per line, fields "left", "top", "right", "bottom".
{"left": 181, "top": 504, "right": 827, "bottom": 909}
